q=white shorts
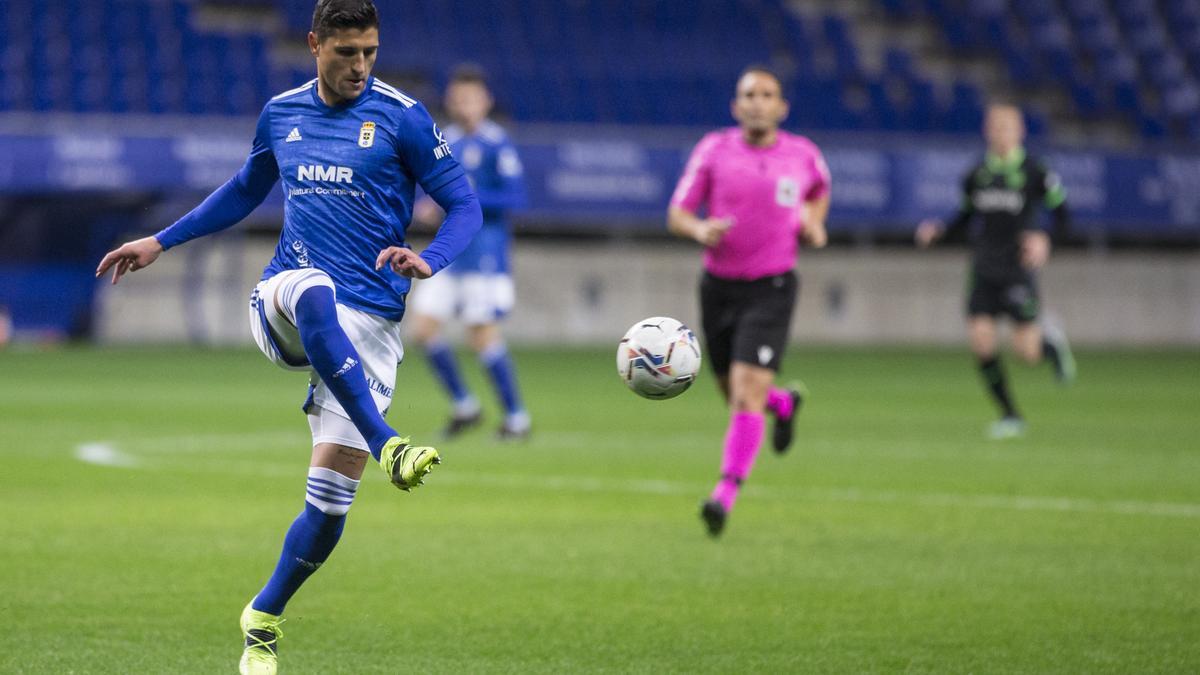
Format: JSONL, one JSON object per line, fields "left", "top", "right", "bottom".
{"left": 408, "top": 272, "right": 515, "bottom": 326}
{"left": 248, "top": 269, "right": 404, "bottom": 451}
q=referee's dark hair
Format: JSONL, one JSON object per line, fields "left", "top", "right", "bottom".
{"left": 737, "top": 64, "right": 783, "bottom": 89}
{"left": 312, "top": 0, "right": 379, "bottom": 41}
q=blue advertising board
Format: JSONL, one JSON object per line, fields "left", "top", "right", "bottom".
{"left": 0, "top": 125, "right": 1197, "bottom": 235}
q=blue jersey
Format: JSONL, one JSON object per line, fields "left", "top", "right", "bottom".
{"left": 443, "top": 120, "right": 526, "bottom": 275}
{"left": 156, "top": 76, "right": 481, "bottom": 321}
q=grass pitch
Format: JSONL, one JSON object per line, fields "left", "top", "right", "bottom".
{"left": 1, "top": 345, "right": 1197, "bottom": 673}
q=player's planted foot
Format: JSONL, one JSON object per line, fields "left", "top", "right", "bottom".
{"left": 987, "top": 416, "right": 1027, "bottom": 440}
{"left": 239, "top": 603, "right": 284, "bottom": 675}
{"left": 441, "top": 408, "right": 482, "bottom": 439}
{"left": 771, "top": 382, "right": 806, "bottom": 454}
{"left": 700, "top": 499, "right": 728, "bottom": 538}
{"left": 496, "top": 411, "right": 531, "bottom": 441}
{"left": 379, "top": 436, "right": 441, "bottom": 491}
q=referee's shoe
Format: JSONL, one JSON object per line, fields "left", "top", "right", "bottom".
{"left": 771, "top": 382, "right": 806, "bottom": 454}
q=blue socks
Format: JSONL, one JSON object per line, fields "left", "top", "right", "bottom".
{"left": 295, "top": 286, "right": 394, "bottom": 459}
{"left": 425, "top": 338, "right": 472, "bottom": 405}
{"left": 480, "top": 342, "right": 524, "bottom": 417}
{"left": 252, "top": 501, "right": 347, "bottom": 616}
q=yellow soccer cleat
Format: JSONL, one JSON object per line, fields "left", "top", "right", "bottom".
{"left": 239, "top": 603, "right": 284, "bottom": 675}
{"left": 379, "top": 436, "right": 441, "bottom": 491}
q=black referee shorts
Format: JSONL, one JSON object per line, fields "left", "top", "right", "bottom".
{"left": 699, "top": 270, "right": 798, "bottom": 376}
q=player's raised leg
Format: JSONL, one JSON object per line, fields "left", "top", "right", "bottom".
{"left": 292, "top": 281, "right": 396, "bottom": 456}
{"left": 251, "top": 270, "right": 439, "bottom": 488}
{"left": 703, "top": 361, "right": 772, "bottom": 536}
{"left": 970, "top": 316, "right": 1025, "bottom": 439}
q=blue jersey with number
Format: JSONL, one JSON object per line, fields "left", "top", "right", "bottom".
{"left": 156, "top": 76, "right": 480, "bottom": 321}
{"left": 443, "top": 120, "right": 526, "bottom": 275}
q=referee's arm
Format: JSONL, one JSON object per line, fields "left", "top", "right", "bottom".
{"left": 668, "top": 205, "right": 731, "bottom": 248}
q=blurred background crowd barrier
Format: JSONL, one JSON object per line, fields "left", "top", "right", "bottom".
{"left": 1, "top": 0, "right": 1197, "bottom": 344}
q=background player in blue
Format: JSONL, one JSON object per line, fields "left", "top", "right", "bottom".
{"left": 409, "top": 66, "right": 531, "bottom": 440}
{"left": 94, "top": 2, "right": 481, "bottom": 673}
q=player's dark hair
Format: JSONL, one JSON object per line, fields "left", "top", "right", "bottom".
{"left": 311, "top": 0, "right": 379, "bottom": 41}
{"left": 738, "top": 64, "right": 783, "bottom": 89}
{"left": 448, "top": 64, "right": 489, "bottom": 89}
{"left": 986, "top": 100, "right": 1022, "bottom": 112}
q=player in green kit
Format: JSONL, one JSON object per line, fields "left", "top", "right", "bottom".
{"left": 917, "top": 103, "right": 1075, "bottom": 439}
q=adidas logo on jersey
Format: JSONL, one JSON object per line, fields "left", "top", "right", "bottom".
{"left": 285, "top": 127, "right": 303, "bottom": 143}
{"left": 332, "top": 356, "right": 358, "bottom": 378}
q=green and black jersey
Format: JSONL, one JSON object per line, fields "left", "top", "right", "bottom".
{"left": 943, "top": 147, "right": 1069, "bottom": 282}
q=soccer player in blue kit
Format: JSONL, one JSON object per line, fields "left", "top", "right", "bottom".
{"left": 94, "top": 2, "right": 481, "bottom": 673}
{"left": 409, "top": 67, "right": 531, "bottom": 439}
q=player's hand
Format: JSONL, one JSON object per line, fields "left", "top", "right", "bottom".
{"left": 95, "top": 236, "right": 164, "bottom": 285}
{"left": 693, "top": 217, "right": 732, "bottom": 247}
{"left": 915, "top": 219, "right": 943, "bottom": 248}
{"left": 1021, "top": 230, "right": 1051, "bottom": 269}
{"left": 803, "top": 222, "right": 828, "bottom": 248}
{"left": 375, "top": 246, "right": 433, "bottom": 279}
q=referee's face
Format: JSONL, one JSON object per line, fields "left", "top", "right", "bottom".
{"left": 309, "top": 27, "right": 379, "bottom": 105}
{"left": 732, "top": 71, "right": 789, "bottom": 140}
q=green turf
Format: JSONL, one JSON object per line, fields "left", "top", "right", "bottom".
{"left": 1, "top": 345, "right": 1197, "bottom": 673}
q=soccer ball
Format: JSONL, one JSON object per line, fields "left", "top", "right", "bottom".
{"left": 616, "top": 317, "right": 702, "bottom": 400}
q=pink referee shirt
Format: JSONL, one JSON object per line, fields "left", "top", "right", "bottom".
{"left": 671, "top": 128, "right": 831, "bottom": 280}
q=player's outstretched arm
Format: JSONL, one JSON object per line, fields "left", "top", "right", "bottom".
{"left": 95, "top": 236, "right": 164, "bottom": 285}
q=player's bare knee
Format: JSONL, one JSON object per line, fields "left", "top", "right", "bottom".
{"left": 412, "top": 318, "right": 441, "bottom": 346}
{"left": 467, "top": 324, "right": 501, "bottom": 353}
{"left": 1017, "top": 345, "right": 1042, "bottom": 365}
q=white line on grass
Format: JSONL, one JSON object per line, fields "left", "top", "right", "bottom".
{"left": 437, "top": 473, "right": 1200, "bottom": 519}
{"left": 73, "top": 442, "right": 139, "bottom": 468}
{"left": 74, "top": 439, "right": 1200, "bottom": 520}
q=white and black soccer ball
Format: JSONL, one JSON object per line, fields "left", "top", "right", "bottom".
{"left": 616, "top": 316, "right": 702, "bottom": 400}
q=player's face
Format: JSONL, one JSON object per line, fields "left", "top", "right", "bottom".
{"left": 445, "top": 81, "right": 493, "bottom": 129}
{"left": 984, "top": 106, "right": 1025, "bottom": 156}
{"left": 308, "top": 27, "right": 379, "bottom": 104}
{"left": 732, "top": 72, "right": 788, "bottom": 136}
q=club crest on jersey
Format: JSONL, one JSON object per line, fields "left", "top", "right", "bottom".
{"left": 358, "top": 121, "right": 376, "bottom": 148}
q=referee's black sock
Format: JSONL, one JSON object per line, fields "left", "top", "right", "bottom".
{"left": 978, "top": 356, "right": 1020, "bottom": 419}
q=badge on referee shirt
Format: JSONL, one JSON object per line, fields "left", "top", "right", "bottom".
{"left": 776, "top": 176, "right": 799, "bottom": 207}
{"left": 358, "top": 121, "right": 376, "bottom": 148}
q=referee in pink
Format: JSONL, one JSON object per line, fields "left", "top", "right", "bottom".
{"left": 668, "top": 66, "right": 831, "bottom": 537}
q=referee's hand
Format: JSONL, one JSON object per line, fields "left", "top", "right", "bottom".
{"left": 915, "top": 219, "right": 943, "bottom": 248}
{"left": 693, "top": 217, "right": 732, "bottom": 247}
